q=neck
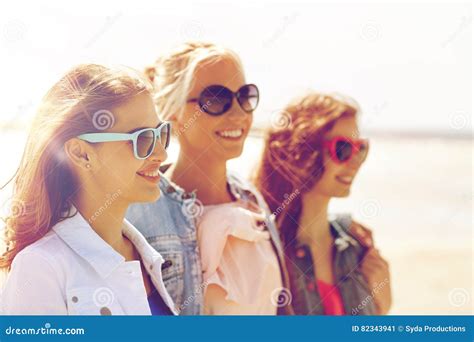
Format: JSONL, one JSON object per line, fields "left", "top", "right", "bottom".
{"left": 167, "top": 152, "right": 232, "bottom": 205}
{"left": 73, "top": 190, "right": 128, "bottom": 252}
{"left": 297, "top": 192, "right": 332, "bottom": 246}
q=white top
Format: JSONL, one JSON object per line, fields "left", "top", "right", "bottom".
{"left": 0, "top": 207, "right": 177, "bottom": 315}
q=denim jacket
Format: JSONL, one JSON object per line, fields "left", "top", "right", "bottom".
{"left": 285, "top": 214, "right": 377, "bottom": 315}
{"left": 126, "top": 165, "right": 293, "bottom": 315}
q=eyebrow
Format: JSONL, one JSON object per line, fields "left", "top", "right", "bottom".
{"left": 126, "top": 122, "right": 162, "bottom": 134}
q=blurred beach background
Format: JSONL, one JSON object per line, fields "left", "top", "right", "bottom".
{"left": 0, "top": 0, "right": 472, "bottom": 314}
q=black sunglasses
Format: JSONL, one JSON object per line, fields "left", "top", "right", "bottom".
{"left": 187, "top": 84, "right": 259, "bottom": 116}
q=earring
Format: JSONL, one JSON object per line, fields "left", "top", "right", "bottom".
{"left": 85, "top": 164, "right": 91, "bottom": 169}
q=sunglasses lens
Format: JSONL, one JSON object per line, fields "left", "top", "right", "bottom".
{"left": 335, "top": 140, "right": 353, "bottom": 162}
{"left": 237, "top": 84, "right": 259, "bottom": 112}
{"left": 159, "top": 123, "right": 170, "bottom": 149}
{"left": 200, "top": 85, "right": 233, "bottom": 115}
{"left": 137, "top": 129, "right": 155, "bottom": 158}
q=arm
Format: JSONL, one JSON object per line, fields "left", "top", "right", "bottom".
{"left": 350, "top": 221, "right": 392, "bottom": 315}
{"left": 1, "top": 251, "right": 67, "bottom": 315}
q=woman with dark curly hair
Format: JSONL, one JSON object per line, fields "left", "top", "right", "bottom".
{"left": 255, "top": 92, "right": 392, "bottom": 315}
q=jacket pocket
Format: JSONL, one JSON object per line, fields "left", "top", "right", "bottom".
{"left": 147, "top": 235, "right": 185, "bottom": 311}
{"left": 66, "top": 287, "right": 124, "bottom": 316}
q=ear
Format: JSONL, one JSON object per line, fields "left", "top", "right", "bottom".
{"left": 63, "top": 138, "right": 94, "bottom": 171}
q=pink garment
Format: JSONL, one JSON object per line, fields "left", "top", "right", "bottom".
{"left": 197, "top": 201, "right": 282, "bottom": 315}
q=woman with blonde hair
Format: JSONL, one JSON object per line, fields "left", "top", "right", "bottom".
{"left": 127, "top": 42, "right": 293, "bottom": 315}
{"left": 1, "top": 64, "right": 176, "bottom": 315}
{"left": 255, "top": 92, "right": 392, "bottom": 315}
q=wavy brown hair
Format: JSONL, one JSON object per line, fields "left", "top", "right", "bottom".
{"left": 254, "top": 92, "right": 359, "bottom": 245}
{"left": 0, "top": 64, "right": 152, "bottom": 269}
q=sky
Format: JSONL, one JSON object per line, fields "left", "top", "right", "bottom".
{"left": 0, "top": 0, "right": 472, "bottom": 137}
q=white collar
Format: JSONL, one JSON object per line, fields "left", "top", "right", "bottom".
{"left": 52, "top": 206, "right": 164, "bottom": 278}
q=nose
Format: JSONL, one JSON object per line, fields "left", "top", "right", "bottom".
{"left": 149, "top": 139, "right": 168, "bottom": 163}
{"left": 226, "top": 100, "right": 251, "bottom": 123}
{"left": 347, "top": 150, "right": 365, "bottom": 170}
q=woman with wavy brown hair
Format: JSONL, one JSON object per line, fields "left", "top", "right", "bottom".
{"left": 255, "top": 92, "right": 392, "bottom": 315}
{"left": 0, "top": 64, "right": 176, "bottom": 315}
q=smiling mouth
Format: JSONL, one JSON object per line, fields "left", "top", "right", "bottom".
{"left": 335, "top": 175, "right": 354, "bottom": 185}
{"left": 215, "top": 128, "right": 244, "bottom": 140}
{"left": 137, "top": 167, "right": 161, "bottom": 183}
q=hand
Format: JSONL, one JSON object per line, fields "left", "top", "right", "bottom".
{"left": 360, "top": 247, "right": 392, "bottom": 315}
{"left": 350, "top": 220, "right": 374, "bottom": 248}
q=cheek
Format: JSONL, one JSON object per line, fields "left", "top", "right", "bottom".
{"left": 96, "top": 144, "right": 142, "bottom": 188}
{"left": 314, "top": 158, "right": 340, "bottom": 191}
{"left": 180, "top": 114, "right": 218, "bottom": 148}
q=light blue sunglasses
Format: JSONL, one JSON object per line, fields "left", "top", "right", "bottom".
{"left": 77, "top": 122, "right": 171, "bottom": 160}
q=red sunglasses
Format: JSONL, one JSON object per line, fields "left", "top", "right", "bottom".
{"left": 324, "top": 136, "right": 369, "bottom": 164}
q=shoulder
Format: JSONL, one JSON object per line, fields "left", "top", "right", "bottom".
{"left": 227, "top": 170, "right": 267, "bottom": 207}
{"left": 12, "top": 230, "right": 63, "bottom": 268}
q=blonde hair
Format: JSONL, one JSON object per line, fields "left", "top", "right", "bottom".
{"left": 144, "top": 42, "right": 243, "bottom": 122}
{"left": 0, "top": 64, "right": 152, "bottom": 269}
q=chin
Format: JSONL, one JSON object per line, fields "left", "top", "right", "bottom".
{"left": 333, "top": 189, "right": 351, "bottom": 198}
{"left": 135, "top": 188, "right": 161, "bottom": 203}
{"left": 217, "top": 148, "right": 243, "bottom": 162}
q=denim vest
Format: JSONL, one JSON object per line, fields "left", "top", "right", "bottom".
{"left": 285, "top": 214, "right": 377, "bottom": 315}
{"left": 126, "top": 165, "right": 293, "bottom": 315}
